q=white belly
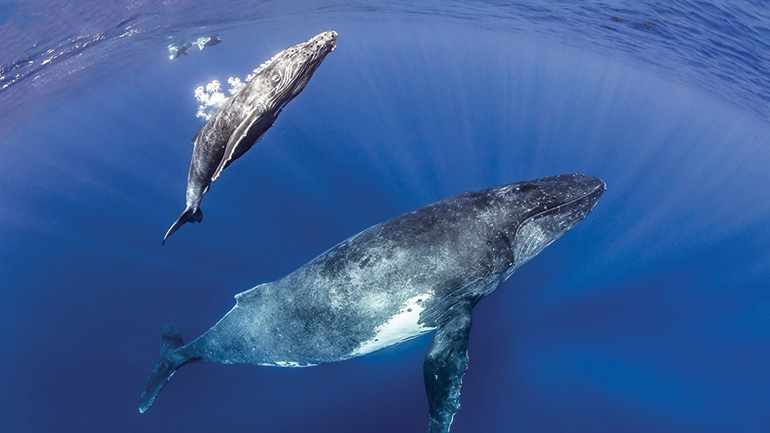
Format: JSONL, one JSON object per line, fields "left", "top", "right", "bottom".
{"left": 350, "top": 294, "right": 436, "bottom": 357}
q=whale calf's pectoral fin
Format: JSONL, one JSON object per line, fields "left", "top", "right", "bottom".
{"left": 423, "top": 301, "right": 473, "bottom": 433}
{"left": 211, "top": 112, "right": 276, "bottom": 182}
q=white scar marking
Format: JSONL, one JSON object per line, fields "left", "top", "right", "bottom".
{"left": 272, "top": 361, "right": 317, "bottom": 368}
{"left": 351, "top": 294, "right": 435, "bottom": 357}
{"left": 258, "top": 361, "right": 318, "bottom": 368}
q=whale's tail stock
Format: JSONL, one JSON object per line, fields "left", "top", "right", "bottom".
{"left": 139, "top": 324, "right": 196, "bottom": 413}
{"left": 162, "top": 207, "right": 203, "bottom": 245}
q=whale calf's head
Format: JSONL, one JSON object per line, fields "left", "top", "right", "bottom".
{"left": 256, "top": 30, "right": 337, "bottom": 110}
{"left": 497, "top": 174, "right": 605, "bottom": 270}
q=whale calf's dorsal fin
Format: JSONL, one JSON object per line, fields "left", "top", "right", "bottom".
{"left": 192, "top": 129, "right": 201, "bottom": 145}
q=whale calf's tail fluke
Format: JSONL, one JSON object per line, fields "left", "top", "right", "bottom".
{"left": 162, "top": 207, "right": 203, "bottom": 245}
{"left": 139, "top": 324, "right": 194, "bottom": 413}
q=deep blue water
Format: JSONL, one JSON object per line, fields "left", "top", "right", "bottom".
{"left": 1, "top": 2, "right": 770, "bottom": 432}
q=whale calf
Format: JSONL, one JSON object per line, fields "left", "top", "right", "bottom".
{"left": 141, "top": 174, "right": 606, "bottom": 432}
{"left": 163, "top": 31, "right": 338, "bottom": 244}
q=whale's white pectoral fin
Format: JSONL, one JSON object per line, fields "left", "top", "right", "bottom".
{"left": 423, "top": 301, "right": 473, "bottom": 433}
{"left": 211, "top": 112, "right": 276, "bottom": 182}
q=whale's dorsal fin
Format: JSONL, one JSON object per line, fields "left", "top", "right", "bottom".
{"left": 211, "top": 111, "right": 277, "bottom": 182}
{"left": 423, "top": 300, "right": 472, "bottom": 433}
{"left": 192, "top": 128, "right": 201, "bottom": 144}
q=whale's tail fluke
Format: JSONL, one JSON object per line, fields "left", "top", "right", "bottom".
{"left": 162, "top": 207, "right": 203, "bottom": 245}
{"left": 139, "top": 324, "right": 195, "bottom": 413}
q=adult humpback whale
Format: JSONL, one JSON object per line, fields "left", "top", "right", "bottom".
{"left": 141, "top": 174, "right": 606, "bottom": 432}
{"left": 163, "top": 31, "right": 338, "bottom": 244}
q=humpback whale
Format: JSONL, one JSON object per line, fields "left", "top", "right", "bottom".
{"left": 163, "top": 31, "right": 338, "bottom": 244}
{"left": 141, "top": 174, "right": 606, "bottom": 432}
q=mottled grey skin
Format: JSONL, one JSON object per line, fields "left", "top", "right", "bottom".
{"left": 141, "top": 174, "right": 606, "bottom": 432}
{"left": 163, "top": 31, "right": 338, "bottom": 244}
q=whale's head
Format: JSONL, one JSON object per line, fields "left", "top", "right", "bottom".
{"left": 255, "top": 30, "right": 337, "bottom": 111}
{"left": 497, "top": 174, "right": 606, "bottom": 271}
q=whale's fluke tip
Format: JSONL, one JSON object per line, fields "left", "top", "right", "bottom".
{"left": 139, "top": 324, "right": 192, "bottom": 413}
{"left": 162, "top": 207, "right": 203, "bottom": 245}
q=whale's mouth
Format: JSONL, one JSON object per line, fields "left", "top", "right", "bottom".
{"left": 516, "top": 176, "right": 605, "bottom": 231}
{"left": 305, "top": 30, "right": 338, "bottom": 54}
{"left": 509, "top": 176, "right": 605, "bottom": 269}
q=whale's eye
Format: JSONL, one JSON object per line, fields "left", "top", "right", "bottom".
{"left": 272, "top": 73, "right": 280, "bottom": 82}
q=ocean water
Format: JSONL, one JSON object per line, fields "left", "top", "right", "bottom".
{"left": 1, "top": 1, "right": 769, "bottom": 432}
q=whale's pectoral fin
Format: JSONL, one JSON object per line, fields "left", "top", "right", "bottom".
{"left": 423, "top": 301, "right": 473, "bottom": 433}
{"left": 211, "top": 112, "right": 277, "bottom": 182}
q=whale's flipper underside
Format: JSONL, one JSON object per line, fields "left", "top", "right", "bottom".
{"left": 211, "top": 112, "right": 277, "bottom": 182}
{"left": 423, "top": 300, "right": 473, "bottom": 433}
